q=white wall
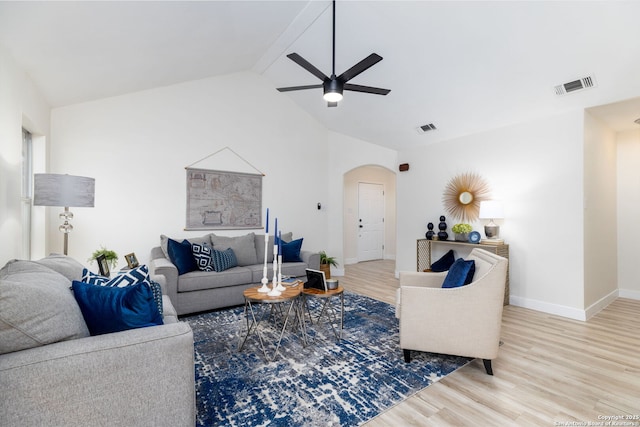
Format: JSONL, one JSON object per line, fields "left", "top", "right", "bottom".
{"left": 583, "top": 111, "right": 618, "bottom": 316}
{"left": 327, "top": 131, "right": 398, "bottom": 275}
{"left": 343, "top": 165, "right": 396, "bottom": 264}
{"left": 50, "top": 71, "right": 329, "bottom": 270}
{"left": 617, "top": 128, "right": 640, "bottom": 300}
{"left": 0, "top": 45, "right": 50, "bottom": 265}
{"left": 397, "top": 110, "right": 587, "bottom": 318}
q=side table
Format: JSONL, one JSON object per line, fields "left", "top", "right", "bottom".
{"left": 301, "top": 286, "right": 345, "bottom": 341}
{"left": 238, "top": 286, "right": 305, "bottom": 361}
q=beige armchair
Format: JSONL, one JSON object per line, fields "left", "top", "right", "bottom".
{"left": 396, "top": 248, "right": 508, "bottom": 375}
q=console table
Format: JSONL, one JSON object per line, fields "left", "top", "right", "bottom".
{"left": 416, "top": 239, "right": 510, "bottom": 305}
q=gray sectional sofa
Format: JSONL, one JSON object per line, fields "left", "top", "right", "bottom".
{"left": 0, "top": 255, "right": 195, "bottom": 426}
{"left": 149, "top": 232, "right": 320, "bottom": 315}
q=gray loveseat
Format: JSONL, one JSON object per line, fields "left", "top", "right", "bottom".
{"left": 149, "top": 232, "right": 320, "bottom": 315}
{"left": 0, "top": 255, "right": 195, "bottom": 426}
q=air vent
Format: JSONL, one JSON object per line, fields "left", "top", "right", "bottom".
{"left": 554, "top": 75, "right": 596, "bottom": 96}
{"left": 418, "top": 123, "right": 437, "bottom": 133}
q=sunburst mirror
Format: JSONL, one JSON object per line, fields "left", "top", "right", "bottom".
{"left": 442, "top": 172, "right": 491, "bottom": 222}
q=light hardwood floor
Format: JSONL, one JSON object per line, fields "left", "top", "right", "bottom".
{"left": 339, "top": 260, "right": 640, "bottom": 426}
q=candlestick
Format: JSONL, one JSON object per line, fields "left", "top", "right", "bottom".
{"left": 268, "top": 238, "right": 281, "bottom": 296}
{"left": 258, "top": 231, "right": 270, "bottom": 293}
{"left": 275, "top": 230, "right": 286, "bottom": 291}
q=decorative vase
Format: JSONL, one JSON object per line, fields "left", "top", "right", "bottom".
{"left": 455, "top": 233, "right": 469, "bottom": 242}
{"left": 437, "top": 216, "right": 448, "bottom": 241}
{"left": 425, "top": 222, "right": 435, "bottom": 240}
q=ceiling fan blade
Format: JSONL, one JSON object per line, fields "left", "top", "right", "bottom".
{"left": 287, "top": 53, "right": 329, "bottom": 82}
{"left": 337, "top": 53, "right": 383, "bottom": 83}
{"left": 327, "top": 102, "right": 338, "bottom": 107}
{"left": 344, "top": 83, "right": 390, "bottom": 95}
{"left": 277, "top": 84, "right": 323, "bottom": 92}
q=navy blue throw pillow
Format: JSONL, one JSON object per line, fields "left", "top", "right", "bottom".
{"left": 431, "top": 249, "right": 455, "bottom": 272}
{"left": 441, "top": 258, "right": 476, "bottom": 288}
{"left": 72, "top": 280, "right": 163, "bottom": 336}
{"left": 167, "top": 238, "right": 198, "bottom": 275}
{"left": 281, "top": 238, "right": 304, "bottom": 262}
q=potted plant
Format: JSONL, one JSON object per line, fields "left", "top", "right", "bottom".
{"left": 452, "top": 223, "right": 473, "bottom": 242}
{"left": 319, "top": 251, "right": 338, "bottom": 279}
{"left": 88, "top": 246, "right": 119, "bottom": 272}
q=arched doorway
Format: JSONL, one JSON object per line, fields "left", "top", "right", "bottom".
{"left": 343, "top": 165, "right": 396, "bottom": 265}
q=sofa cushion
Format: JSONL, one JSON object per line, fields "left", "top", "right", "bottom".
{"left": 191, "top": 242, "right": 214, "bottom": 272}
{"left": 0, "top": 260, "right": 90, "bottom": 355}
{"left": 431, "top": 249, "right": 455, "bottom": 272}
{"left": 248, "top": 262, "right": 308, "bottom": 283}
{"left": 35, "top": 254, "right": 85, "bottom": 281}
{"left": 211, "top": 233, "right": 258, "bottom": 266}
{"left": 168, "top": 238, "right": 198, "bottom": 275}
{"left": 442, "top": 258, "right": 476, "bottom": 288}
{"left": 280, "top": 238, "right": 304, "bottom": 262}
{"left": 255, "top": 232, "right": 293, "bottom": 264}
{"left": 211, "top": 248, "right": 238, "bottom": 272}
{"left": 177, "top": 267, "right": 253, "bottom": 292}
{"left": 72, "top": 280, "right": 163, "bottom": 336}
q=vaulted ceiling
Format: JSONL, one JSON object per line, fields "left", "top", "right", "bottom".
{"left": 2, "top": 1, "right": 640, "bottom": 150}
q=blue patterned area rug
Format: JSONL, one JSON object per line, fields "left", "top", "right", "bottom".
{"left": 184, "top": 291, "right": 470, "bottom": 427}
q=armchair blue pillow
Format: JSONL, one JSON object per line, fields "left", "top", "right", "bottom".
{"left": 431, "top": 249, "right": 455, "bottom": 272}
{"left": 441, "top": 258, "right": 476, "bottom": 288}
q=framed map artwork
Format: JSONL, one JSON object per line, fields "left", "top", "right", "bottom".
{"left": 185, "top": 168, "right": 262, "bottom": 230}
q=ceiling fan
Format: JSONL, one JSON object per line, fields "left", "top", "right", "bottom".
{"left": 277, "top": 0, "right": 390, "bottom": 107}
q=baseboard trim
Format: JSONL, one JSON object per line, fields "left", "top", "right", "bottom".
{"left": 584, "top": 289, "right": 618, "bottom": 320}
{"left": 511, "top": 289, "right": 621, "bottom": 321}
{"left": 344, "top": 257, "right": 358, "bottom": 265}
{"left": 619, "top": 288, "right": 640, "bottom": 300}
{"left": 509, "top": 296, "right": 587, "bottom": 321}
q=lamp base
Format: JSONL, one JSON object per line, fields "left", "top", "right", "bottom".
{"left": 484, "top": 224, "right": 500, "bottom": 239}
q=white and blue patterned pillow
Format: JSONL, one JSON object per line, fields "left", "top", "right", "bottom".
{"left": 82, "top": 265, "right": 150, "bottom": 287}
{"left": 80, "top": 265, "right": 163, "bottom": 315}
{"left": 211, "top": 248, "right": 238, "bottom": 272}
{"left": 191, "top": 242, "right": 214, "bottom": 272}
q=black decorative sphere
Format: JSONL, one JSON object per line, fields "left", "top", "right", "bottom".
{"left": 426, "top": 230, "right": 435, "bottom": 240}
{"left": 440, "top": 215, "right": 446, "bottom": 221}
{"left": 438, "top": 221, "right": 447, "bottom": 231}
{"left": 438, "top": 231, "right": 448, "bottom": 240}
{"left": 427, "top": 222, "right": 434, "bottom": 230}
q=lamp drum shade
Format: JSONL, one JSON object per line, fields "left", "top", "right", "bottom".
{"left": 479, "top": 201, "right": 504, "bottom": 219}
{"left": 33, "top": 174, "right": 95, "bottom": 207}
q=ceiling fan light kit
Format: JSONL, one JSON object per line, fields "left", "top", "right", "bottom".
{"left": 277, "top": 0, "right": 390, "bottom": 107}
{"left": 323, "top": 79, "right": 343, "bottom": 102}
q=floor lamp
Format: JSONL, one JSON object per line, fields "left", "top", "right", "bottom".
{"left": 33, "top": 174, "right": 95, "bottom": 255}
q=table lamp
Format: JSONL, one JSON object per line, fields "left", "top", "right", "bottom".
{"left": 479, "top": 200, "right": 504, "bottom": 240}
{"left": 33, "top": 173, "right": 95, "bottom": 255}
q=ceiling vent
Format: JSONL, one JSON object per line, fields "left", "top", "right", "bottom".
{"left": 417, "top": 123, "right": 437, "bottom": 133}
{"left": 554, "top": 75, "right": 596, "bottom": 96}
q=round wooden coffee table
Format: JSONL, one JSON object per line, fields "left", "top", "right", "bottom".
{"left": 301, "top": 286, "right": 344, "bottom": 341}
{"left": 238, "top": 285, "right": 305, "bottom": 360}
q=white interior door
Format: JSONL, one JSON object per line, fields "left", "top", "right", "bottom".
{"left": 357, "top": 182, "right": 384, "bottom": 261}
